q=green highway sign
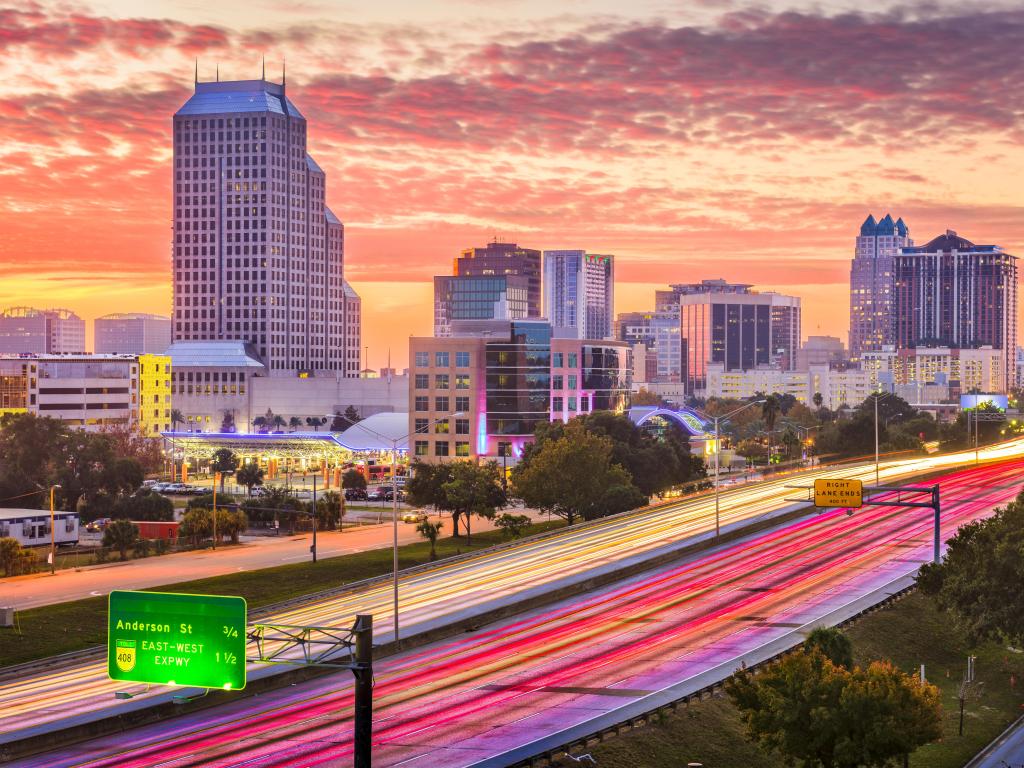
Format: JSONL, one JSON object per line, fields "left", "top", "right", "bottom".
{"left": 107, "top": 590, "right": 247, "bottom": 690}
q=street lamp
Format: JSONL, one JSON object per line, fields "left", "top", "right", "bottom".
{"left": 871, "top": 391, "right": 895, "bottom": 486}
{"left": 693, "top": 400, "right": 765, "bottom": 538}
{"left": 328, "top": 411, "right": 463, "bottom": 647}
{"left": 49, "top": 484, "right": 61, "bottom": 575}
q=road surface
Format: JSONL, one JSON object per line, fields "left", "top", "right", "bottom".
{"left": 9, "top": 458, "right": 1024, "bottom": 767}
{"left": 2, "top": 439, "right": 1023, "bottom": 748}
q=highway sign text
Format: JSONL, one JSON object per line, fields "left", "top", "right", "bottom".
{"left": 813, "top": 478, "right": 864, "bottom": 508}
{"left": 107, "top": 590, "right": 247, "bottom": 690}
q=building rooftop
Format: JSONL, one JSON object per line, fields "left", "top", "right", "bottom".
{"left": 176, "top": 79, "right": 304, "bottom": 119}
{"left": 96, "top": 313, "right": 170, "bottom": 321}
{"left": 336, "top": 412, "right": 410, "bottom": 452}
{"left": 324, "top": 206, "right": 341, "bottom": 226}
{"left": 902, "top": 230, "right": 1007, "bottom": 255}
{"left": 165, "top": 340, "right": 266, "bottom": 369}
{"left": 0, "top": 508, "right": 77, "bottom": 520}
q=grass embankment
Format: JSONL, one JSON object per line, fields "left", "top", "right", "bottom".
{"left": 0, "top": 521, "right": 563, "bottom": 668}
{"left": 583, "top": 592, "right": 1024, "bottom": 768}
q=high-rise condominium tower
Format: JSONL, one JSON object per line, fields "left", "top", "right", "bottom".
{"left": 543, "top": 250, "right": 614, "bottom": 340}
{"left": 172, "top": 74, "right": 359, "bottom": 376}
{"left": 849, "top": 213, "right": 912, "bottom": 358}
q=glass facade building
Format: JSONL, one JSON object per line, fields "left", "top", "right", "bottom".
{"left": 485, "top": 321, "right": 551, "bottom": 437}
{"left": 455, "top": 242, "right": 542, "bottom": 318}
{"left": 433, "top": 275, "right": 530, "bottom": 337}
{"left": 543, "top": 250, "right": 614, "bottom": 340}
{"left": 849, "top": 213, "right": 913, "bottom": 358}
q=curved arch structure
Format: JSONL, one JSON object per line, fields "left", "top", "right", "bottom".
{"left": 628, "top": 406, "right": 708, "bottom": 436}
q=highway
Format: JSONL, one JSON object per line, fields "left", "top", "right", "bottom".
{"left": 9, "top": 456, "right": 1024, "bottom": 767}
{"left": 2, "top": 439, "right": 1023, "bottom": 748}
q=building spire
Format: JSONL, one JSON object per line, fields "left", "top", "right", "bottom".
{"left": 194, "top": 59, "right": 198, "bottom": 85}
{"left": 261, "top": 56, "right": 265, "bottom": 81}
{"left": 282, "top": 58, "right": 286, "bottom": 88}
{"left": 216, "top": 63, "right": 219, "bottom": 82}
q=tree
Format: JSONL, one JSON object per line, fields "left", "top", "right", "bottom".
{"left": 344, "top": 405, "right": 362, "bottom": 423}
{"left": 780, "top": 426, "right": 801, "bottom": 459}
{"left": 288, "top": 416, "right": 302, "bottom": 432}
{"left": 857, "top": 393, "right": 918, "bottom": 425}
{"left": 329, "top": 412, "right": 348, "bottom": 431}
{"left": 102, "top": 519, "right": 139, "bottom": 561}
{"left": 918, "top": 491, "right": 1024, "bottom": 645}
{"left": 513, "top": 421, "right": 644, "bottom": 525}
{"left": 112, "top": 489, "right": 174, "bottom": 522}
{"left": 761, "top": 395, "right": 782, "bottom": 462}
{"left": 805, "top": 626, "right": 854, "bottom": 669}
{"left": 236, "top": 463, "right": 265, "bottom": 496}
{"left": 214, "top": 508, "right": 247, "bottom": 544}
{"left": 631, "top": 388, "right": 665, "bottom": 406}
{"left": 210, "top": 448, "right": 238, "bottom": 490}
{"left": 813, "top": 392, "right": 824, "bottom": 409}
{"left": 253, "top": 416, "right": 268, "bottom": 433}
{"left": 442, "top": 460, "right": 506, "bottom": 544}
{"left": 416, "top": 518, "right": 443, "bottom": 560}
{"left": 342, "top": 469, "right": 367, "bottom": 491}
{"left": 170, "top": 409, "right": 184, "bottom": 432}
{"left": 0, "top": 537, "right": 32, "bottom": 576}
{"left": 495, "top": 513, "right": 531, "bottom": 539}
{"left": 306, "top": 417, "right": 327, "bottom": 432}
{"left": 188, "top": 492, "right": 236, "bottom": 510}
{"left": 727, "top": 648, "right": 942, "bottom": 768}
{"left": 406, "top": 461, "right": 456, "bottom": 528}
{"left": 179, "top": 507, "right": 213, "bottom": 546}
{"left": 219, "top": 411, "right": 236, "bottom": 433}
{"left": 241, "top": 485, "right": 304, "bottom": 531}
{"left": 98, "top": 424, "right": 164, "bottom": 473}
{"left": 272, "top": 415, "right": 286, "bottom": 432}
{"left": 315, "top": 490, "right": 342, "bottom": 530}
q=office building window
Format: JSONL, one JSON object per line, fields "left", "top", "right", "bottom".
{"left": 552, "top": 352, "right": 563, "bottom": 368}
{"left": 455, "top": 351, "right": 470, "bottom": 367}
{"left": 455, "top": 374, "right": 470, "bottom": 389}
{"left": 415, "top": 374, "right": 429, "bottom": 389}
{"left": 435, "top": 420, "right": 450, "bottom": 434}
{"left": 415, "top": 352, "right": 429, "bottom": 367}
{"left": 552, "top": 396, "right": 563, "bottom": 412}
{"left": 568, "top": 396, "right": 577, "bottom": 411}
{"left": 581, "top": 396, "right": 590, "bottom": 411}
{"left": 552, "top": 375, "right": 563, "bottom": 389}
{"left": 435, "top": 441, "right": 450, "bottom": 457}
{"left": 435, "top": 396, "right": 450, "bottom": 412}
{"left": 568, "top": 353, "right": 578, "bottom": 368}
{"left": 414, "top": 440, "right": 429, "bottom": 456}
{"left": 435, "top": 351, "right": 450, "bottom": 367}
{"left": 568, "top": 374, "right": 577, "bottom": 389}
{"left": 455, "top": 442, "right": 470, "bottom": 457}
{"left": 414, "top": 396, "right": 429, "bottom": 412}
{"left": 435, "top": 374, "right": 450, "bottom": 390}
{"left": 414, "top": 418, "right": 429, "bottom": 434}
{"left": 455, "top": 396, "right": 470, "bottom": 412}
{"left": 455, "top": 418, "right": 469, "bottom": 434}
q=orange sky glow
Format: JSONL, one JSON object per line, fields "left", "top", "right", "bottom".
{"left": 2, "top": 1, "right": 1023, "bottom": 369}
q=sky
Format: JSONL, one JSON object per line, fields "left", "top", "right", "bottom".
{"left": 2, "top": 0, "right": 1023, "bottom": 369}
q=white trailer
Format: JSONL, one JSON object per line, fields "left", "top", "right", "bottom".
{"left": 0, "top": 508, "right": 80, "bottom": 547}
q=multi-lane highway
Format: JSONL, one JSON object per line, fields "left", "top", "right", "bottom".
{"left": 10, "top": 455, "right": 1024, "bottom": 767}
{"left": 2, "top": 439, "right": 1024, "bottom": 751}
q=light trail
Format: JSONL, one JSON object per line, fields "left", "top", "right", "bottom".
{"left": 1, "top": 439, "right": 1022, "bottom": 742}
{"left": 10, "top": 457, "right": 1024, "bottom": 768}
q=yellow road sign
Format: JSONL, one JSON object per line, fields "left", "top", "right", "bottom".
{"left": 814, "top": 478, "right": 863, "bottom": 508}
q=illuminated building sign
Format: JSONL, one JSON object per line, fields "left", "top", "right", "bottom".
{"left": 107, "top": 590, "right": 247, "bottom": 690}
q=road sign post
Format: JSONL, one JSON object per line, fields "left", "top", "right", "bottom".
{"left": 107, "top": 590, "right": 247, "bottom": 690}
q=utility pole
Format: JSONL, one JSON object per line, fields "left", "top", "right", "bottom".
{"left": 352, "top": 614, "right": 373, "bottom": 768}
{"left": 212, "top": 473, "right": 219, "bottom": 550}
{"left": 311, "top": 474, "right": 318, "bottom": 563}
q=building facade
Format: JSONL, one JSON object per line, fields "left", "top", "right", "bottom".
{"left": 667, "top": 280, "right": 801, "bottom": 394}
{"left": 849, "top": 214, "right": 912, "bottom": 358}
{"left": 0, "top": 307, "right": 85, "bottom": 355}
{"left": 409, "top": 320, "right": 631, "bottom": 462}
{"left": 702, "top": 362, "right": 873, "bottom": 412}
{"left": 95, "top": 313, "right": 172, "bottom": 355}
{"left": 454, "top": 242, "right": 542, "bottom": 318}
{"left": 796, "top": 335, "right": 847, "bottom": 370}
{"left": 893, "top": 230, "right": 1017, "bottom": 391}
{"left": 433, "top": 274, "right": 530, "bottom": 337}
{"left": 615, "top": 310, "right": 681, "bottom": 382}
{"left": 172, "top": 76, "right": 358, "bottom": 376}
{"left": 862, "top": 345, "right": 1005, "bottom": 395}
{"left": 0, "top": 354, "right": 169, "bottom": 432}
{"left": 543, "top": 250, "right": 614, "bottom": 340}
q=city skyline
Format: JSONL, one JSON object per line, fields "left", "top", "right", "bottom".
{"left": 3, "top": 2, "right": 1024, "bottom": 367}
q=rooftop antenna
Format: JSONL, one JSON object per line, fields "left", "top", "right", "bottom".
{"left": 216, "top": 63, "right": 220, "bottom": 82}
{"left": 282, "top": 58, "right": 286, "bottom": 88}
{"left": 194, "top": 59, "right": 198, "bottom": 85}
{"left": 261, "top": 56, "right": 265, "bottom": 81}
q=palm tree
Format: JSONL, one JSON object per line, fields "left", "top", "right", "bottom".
{"left": 102, "top": 519, "right": 139, "bottom": 561}
{"left": 252, "top": 416, "right": 268, "bottom": 433}
{"left": 170, "top": 409, "right": 184, "bottom": 432}
{"left": 812, "top": 392, "right": 824, "bottom": 410}
{"left": 306, "top": 417, "right": 327, "bottom": 432}
{"left": 236, "top": 463, "right": 265, "bottom": 496}
{"left": 416, "top": 519, "right": 444, "bottom": 560}
{"left": 272, "top": 415, "right": 286, "bottom": 432}
{"left": 761, "top": 395, "right": 781, "bottom": 465}
{"left": 288, "top": 416, "right": 301, "bottom": 433}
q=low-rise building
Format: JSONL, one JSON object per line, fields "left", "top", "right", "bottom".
{"left": 861, "top": 345, "right": 1005, "bottom": 394}
{"left": 94, "top": 313, "right": 172, "bottom": 355}
{"left": 701, "top": 362, "right": 874, "bottom": 411}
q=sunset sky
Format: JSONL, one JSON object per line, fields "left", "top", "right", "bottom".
{"left": 2, "top": 0, "right": 1023, "bottom": 369}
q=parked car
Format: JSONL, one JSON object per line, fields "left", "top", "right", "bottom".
{"left": 151, "top": 482, "right": 171, "bottom": 493}
{"left": 366, "top": 487, "right": 387, "bottom": 501}
{"left": 86, "top": 517, "right": 111, "bottom": 533}
{"left": 344, "top": 488, "right": 367, "bottom": 501}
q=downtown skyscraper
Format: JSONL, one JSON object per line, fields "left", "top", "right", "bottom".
{"left": 172, "top": 74, "right": 360, "bottom": 376}
{"left": 849, "top": 213, "right": 913, "bottom": 358}
{"left": 543, "top": 250, "right": 614, "bottom": 340}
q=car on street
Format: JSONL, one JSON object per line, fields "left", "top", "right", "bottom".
{"left": 85, "top": 517, "right": 111, "bottom": 533}
{"left": 401, "top": 510, "right": 428, "bottom": 524}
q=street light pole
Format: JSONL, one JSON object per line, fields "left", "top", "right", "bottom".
{"left": 874, "top": 394, "right": 880, "bottom": 486}
{"left": 311, "top": 473, "right": 318, "bottom": 563}
{"left": 391, "top": 437, "right": 399, "bottom": 647}
{"left": 212, "top": 473, "right": 219, "bottom": 550}
{"left": 703, "top": 399, "right": 764, "bottom": 538}
{"left": 49, "top": 484, "right": 61, "bottom": 575}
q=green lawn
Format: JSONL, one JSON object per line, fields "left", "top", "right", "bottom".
{"left": 585, "top": 592, "right": 1024, "bottom": 768}
{"left": 0, "top": 521, "right": 562, "bottom": 668}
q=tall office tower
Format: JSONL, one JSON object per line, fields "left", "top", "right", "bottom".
{"left": 342, "top": 280, "right": 362, "bottom": 377}
{"left": 668, "top": 280, "right": 801, "bottom": 394}
{"left": 615, "top": 310, "right": 681, "bottom": 382}
{"left": 894, "top": 230, "right": 1018, "bottom": 391}
{"left": 0, "top": 307, "right": 85, "bottom": 354}
{"left": 172, "top": 74, "right": 355, "bottom": 375}
{"left": 455, "top": 241, "right": 542, "bottom": 317}
{"left": 849, "top": 213, "right": 913, "bottom": 358}
{"left": 95, "top": 313, "right": 172, "bottom": 354}
{"left": 543, "top": 250, "right": 614, "bottom": 339}
{"left": 433, "top": 274, "right": 530, "bottom": 337}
